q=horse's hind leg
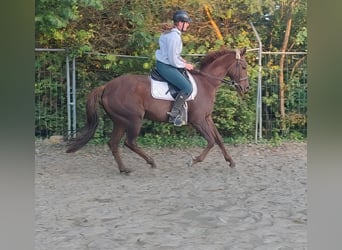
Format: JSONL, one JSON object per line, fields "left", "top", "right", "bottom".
{"left": 107, "top": 124, "right": 131, "bottom": 173}
{"left": 124, "top": 121, "right": 157, "bottom": 168}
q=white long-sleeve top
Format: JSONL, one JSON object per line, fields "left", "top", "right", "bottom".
{"left": 155, "top": 28, "right": 185, "bottom": 68}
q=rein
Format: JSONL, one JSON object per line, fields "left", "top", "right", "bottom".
{"left": 193, "top": 61, "right": 247, "bottom": 88}
{"left": 193, "top": 49, "right": 247, "bottom": 93}
{"left": 193, "top": 70, "right": 238, "bottom": 86}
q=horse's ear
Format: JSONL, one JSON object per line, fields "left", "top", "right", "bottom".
{"left": 240, "top": 47, "right": 247, "bottom": 56}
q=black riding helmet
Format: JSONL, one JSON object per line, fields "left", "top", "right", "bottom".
{"left": 173, "top": 10, "right": 192, "bottom": 23}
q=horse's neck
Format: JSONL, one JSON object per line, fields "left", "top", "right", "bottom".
{"left": 203, "top": 53, "right": 235, "bottom": 80}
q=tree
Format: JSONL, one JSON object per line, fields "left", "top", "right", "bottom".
{"left": 35, "top": 0, "right": 104, "bottom": 54}
{"left": 265, "top": 0, "right": 307, "bottom": 133}
{"left": 279, "top": 0, "right": 297, "bottom": 127}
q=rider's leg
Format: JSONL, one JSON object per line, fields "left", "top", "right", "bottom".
{"left": 167, "top": 91, "right": 189, "bottom": 126}
{"left": 156, "top": 61, "right": 193, "bottom": 126}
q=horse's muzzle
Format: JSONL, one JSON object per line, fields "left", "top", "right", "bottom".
{"left": 236, "top": 79, "right": 250, "bottom": 95}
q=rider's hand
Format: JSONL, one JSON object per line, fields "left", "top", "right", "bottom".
{"left": 185, "top": 63, "right": 194, "bottom": 70}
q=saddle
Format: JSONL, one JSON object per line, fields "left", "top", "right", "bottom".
{"left": 150, "top": 68, "right": 198, "bottom": 126}
{"left": 149, "top": 68, "right": 197, "bottom": 102}
{"left": 150, "top": 68, "right": 190, "bottom": 99}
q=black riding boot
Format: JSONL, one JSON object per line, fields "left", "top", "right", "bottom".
{"left": 167, "top": 92, "right": 188, "bottom": 126}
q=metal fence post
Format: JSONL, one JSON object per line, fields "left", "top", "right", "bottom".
{"left": 66, "top": 55, "right": 77, "bottom": 138}
{"left": 250, "top": 21, "right": 263, "bottom": 142}
{"left": 72, "top": 57, "right": 76, "bottom": 138}
{"left": 66, "top": 55, "right": 71, "bottom": 138}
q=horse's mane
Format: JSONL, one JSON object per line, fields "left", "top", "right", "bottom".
{"left": 198, "top": 48, "right": 235, "bottom": 70}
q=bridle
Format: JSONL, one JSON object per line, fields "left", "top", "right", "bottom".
{"left": 194, "top": 68, "right": 247, "bottom": 88}
{"left": 193, "top": 51, "right": 248, "bottom": 92}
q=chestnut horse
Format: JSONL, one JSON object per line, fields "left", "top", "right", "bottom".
{"left": 66, "top": 47, "right": 249, "bottom": 173}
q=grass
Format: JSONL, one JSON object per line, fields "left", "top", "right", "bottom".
{"left": 78, "top": 133, "right": 306, "bottom": 149}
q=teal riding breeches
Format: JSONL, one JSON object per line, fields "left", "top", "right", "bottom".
{"left": 156, "top": 61, "right": 193, "bottom": 96}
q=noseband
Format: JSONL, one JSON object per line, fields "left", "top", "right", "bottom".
{"left": 222, "top": 62, "right": 248, "bottom": 88}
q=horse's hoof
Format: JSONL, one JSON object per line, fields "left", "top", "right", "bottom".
{"left": 229, "top": 161, "right": 236, "bottom": 168}
{"left": 119, "top": 168, "right": 132, "bottom": 174}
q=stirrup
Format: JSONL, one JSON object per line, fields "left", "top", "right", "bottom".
{"left": 173, "top": 115, "right": 186, "bottom": 126}
{"left": 167, "top": 110, "right": 180, "bottom": 117}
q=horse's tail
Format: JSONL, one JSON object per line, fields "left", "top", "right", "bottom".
{"left": 66, "top": 85, "right": 105, "bottom": 153}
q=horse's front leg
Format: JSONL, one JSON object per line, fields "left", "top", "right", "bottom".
{"left": 190, "top": 117, "right": 216, "bottom": 165}
{"left": 211, "top": 120, "right": 235, "bottom": 167}
{"left": 191, "top": 116, "right": 235, "bottom": 167}
{"left": 192, "top": 142, "right": 215, "bottom": 165}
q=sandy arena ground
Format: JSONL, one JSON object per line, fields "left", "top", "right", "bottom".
{"left": 35, "top": 140, "right": 307, "bottom": 250}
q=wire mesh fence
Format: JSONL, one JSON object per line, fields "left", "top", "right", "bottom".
{"left": 35, "top": 50, "right": 68, "bottom": 138}
{"left": 34, "top": 49, "right": 307, "bottom": 141}
{"left": 261, "top": 53, "right": 307, "bottom": 139}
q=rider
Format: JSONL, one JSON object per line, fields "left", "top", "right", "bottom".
{"left": 155, "top": 10, "right": 194, "bottom": 126}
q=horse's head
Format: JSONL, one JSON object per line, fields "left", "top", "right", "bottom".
{"left": 227, "top": 48, "right": 250, "bottom": 95}
{"left": 197, "top": 47, "right": 250, "bottom": 95}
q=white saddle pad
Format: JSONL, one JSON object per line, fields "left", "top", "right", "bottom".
{"left": 150, "top": 72, "right": 197, "bottom": 101}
